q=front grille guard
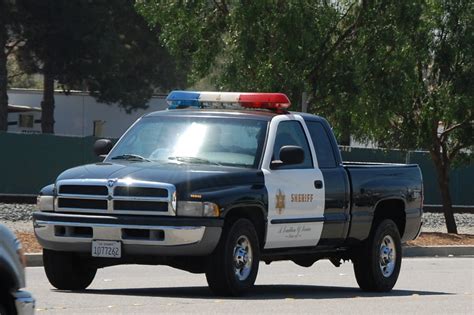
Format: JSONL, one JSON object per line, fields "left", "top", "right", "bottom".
{"left": 54, "top": 178, "right": 177, "bottom": 216}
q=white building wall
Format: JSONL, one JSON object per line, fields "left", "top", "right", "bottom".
{"left": 7, "top": 89, "right": 168, "bottom": 138}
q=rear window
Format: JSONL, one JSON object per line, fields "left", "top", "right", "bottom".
{"left": 305, "top": 121, "right": 337, "bottom": 168}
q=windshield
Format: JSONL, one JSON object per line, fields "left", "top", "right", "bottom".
{"left": 107, "top": 116, "right": 268, "bottom": 168}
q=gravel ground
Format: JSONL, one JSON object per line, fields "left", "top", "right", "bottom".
{"left": 0, "top": 202, "right": 473, "bottom": 234}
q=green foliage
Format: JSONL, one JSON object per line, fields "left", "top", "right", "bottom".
{"left": 138, "top": 0, "right": 472, "bottom": 156}
{"left": 0, "top": 0, "right": 26, "bottom": 131}
{"left": 16, "top": 0, "right": 184, "bottom": 112}
{"left": 350, "top": 0, "right": 473, "bottom": 156}
{"left": 7, "top": 55, "right": 42, "bottom": 89}
{"left": 138, "top": 1, "right": 345, "bottom": 106}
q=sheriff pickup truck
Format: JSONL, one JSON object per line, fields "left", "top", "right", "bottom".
{"left": 34, "top": 91, "right": 423, "bottom": 296}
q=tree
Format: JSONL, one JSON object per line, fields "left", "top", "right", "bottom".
{"left": 137, "top": 1, "right": 364, "bottom": 142}
{"left": 0, "top": 0, "right": 25, "bottom": 131}
{"left": 16, "top": 0, "right": 183, "bottom": 133}
{"left": 345, "top": 0, "right": 473, "bottom": 233}
{"left": 138, "top": 1, "right": 472, "bottom": 233}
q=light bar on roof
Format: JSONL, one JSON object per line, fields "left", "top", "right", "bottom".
{"left": 166, "top": 91, "right": 291, "bottom": 110}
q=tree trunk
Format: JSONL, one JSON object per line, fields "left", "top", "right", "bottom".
{"left": 0, "top": 18, "right": 8, "bottom": 132}
{"left": 430, "top": 150, "right": 458, "bottom": 234}
{"left": 339, "top": 114, "right": 351, "bottom": 146}
{"left": 41, "top": 61, "right": 55, "bottom": 134}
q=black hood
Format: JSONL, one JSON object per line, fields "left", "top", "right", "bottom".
{"left": 56, "top": 161, "right": 264, "bottom": 194}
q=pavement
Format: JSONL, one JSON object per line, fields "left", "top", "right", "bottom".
{"left": 24, "top": 245, "right": 474, "bottom": 267}
{"left": 26, "top": 257, "right": 473, "bottom": 314}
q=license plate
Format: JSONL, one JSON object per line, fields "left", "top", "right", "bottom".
{"left": 91, "top": 240, "right": 121, "bottom": 258}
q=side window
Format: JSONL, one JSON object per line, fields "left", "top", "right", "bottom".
{"left": 305, "top": 121, "right": 337, "bottom": 168}
{"left": 272, "top": 121, "right": 313, "bottom": 169}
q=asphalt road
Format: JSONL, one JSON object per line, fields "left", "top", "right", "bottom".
{"left": 26, "top": 258, "right": 473, "bottom": 314}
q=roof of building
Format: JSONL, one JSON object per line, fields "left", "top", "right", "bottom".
{"left": 8, "top": 104, "right": 42, "bottom": 113}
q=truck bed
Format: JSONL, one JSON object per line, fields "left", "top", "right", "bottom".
{"left": 343, "top": 162, "right": 423, "bottom": 242}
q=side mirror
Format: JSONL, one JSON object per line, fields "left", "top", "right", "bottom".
{"left": 271, "top": 145, "right": 305, "bottom": 169}
{"left": 94, "top": 139, "right": 113, "bottom": 157}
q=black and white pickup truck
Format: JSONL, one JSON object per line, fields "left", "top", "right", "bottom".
{"left": 34, "top": 91, "right": 423, "bottom": 296}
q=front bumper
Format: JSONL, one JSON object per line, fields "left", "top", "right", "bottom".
{"left": 13, "top": 290, "right": 35, "bottom": 315}
{"left": 33, "top": 212, "right": 223, "bottom": 256}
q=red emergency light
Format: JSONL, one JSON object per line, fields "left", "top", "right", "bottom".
{"left": 239, "top": 93, "right": 291, "bottom": 109}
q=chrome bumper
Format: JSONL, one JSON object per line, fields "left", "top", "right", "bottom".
{"left": 13, "top": 290, "right": 35, "bottom": 315}
{"left": 33, "top": 213, "right": 222, "bottom": 256}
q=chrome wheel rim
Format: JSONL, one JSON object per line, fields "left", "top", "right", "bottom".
{"left": 379, "top": 235, "right": 396, "bottom": 278}
{"left": 233, "top": 235, "right": 253, "bottom": 281}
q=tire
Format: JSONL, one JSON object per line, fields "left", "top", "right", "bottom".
{"left": 205, "top": 218, "right": 260, "bottom": 296}
{"left": 43, "top": 249, "right": 97, "bottom": 290}
{"left": 0, "top": 303, "right": 8, "bottom": 315}
{"left": 353, "top": 219, "right": 402, "bottom": 292}
{"left": 0, "top": 292, "right": 15, "bottom": 315}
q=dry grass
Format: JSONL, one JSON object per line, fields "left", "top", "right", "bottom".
{"left": 407, "top": 232, "right": 474, "bottom": 246}
{"left": 15, "top": 231, "right": 42, "bottom": 253}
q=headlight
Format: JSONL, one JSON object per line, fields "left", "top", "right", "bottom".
{"left": 36, "top": 194, "right": 54, "bottom": 211}
{"left": 177, "top": 201, "right": 220, "bottom": 217}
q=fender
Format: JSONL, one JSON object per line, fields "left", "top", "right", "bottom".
{"left": 349, "top": 195, "right": 407, "bottom": 243}
{"left": 222, "top": 201, "right": 267, "bottom": 218}
{"left": 222, "top": 201, "right": 268, "bottom": 248}
{"left": 373, "top": 196, "right": 407, "bottom": 214}
{"left": 39, "top": 184, "right": 55, "bottom": 196}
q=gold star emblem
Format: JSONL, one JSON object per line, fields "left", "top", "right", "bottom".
{"left": 275, "top": 189, "right": 285, "bottom": 214}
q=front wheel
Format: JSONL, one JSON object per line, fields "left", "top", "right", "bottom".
{"left": 353, "top": 219, "right": 402, "bottom": 292}
{"left": 205, "top": 218, "right": 260, "bottom": 296}
{"left": 43, "top": 249, "right": 97, "bottom": 290}
{"left": 0, "top": 296, "right": 13, "bottom": 315}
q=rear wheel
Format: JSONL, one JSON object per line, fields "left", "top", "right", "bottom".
{"left": 353, "top": 219, "right": 402, "bottom": 292}
{"left": 205, "top": 218, "right": 260, "bottom": 296}
{"left": 43, "top": 249, "right": 97, "bottom": 290}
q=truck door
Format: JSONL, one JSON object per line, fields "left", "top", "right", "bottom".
{"left": 304, "top": 120, "right": 350, "bottom": 246}
{"left": 262, "top": 115, "right": 325, "bottom": 249}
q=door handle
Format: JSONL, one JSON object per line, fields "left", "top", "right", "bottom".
{"left": 314, "top": 180, "right": 323, "bottom": 189}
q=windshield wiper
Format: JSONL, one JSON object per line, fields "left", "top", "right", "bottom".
{"left": 110, "top": 154, "right": 150, "bottom": 162}
{"left": 168, "top": 156, "right": 221, "bottom": 165}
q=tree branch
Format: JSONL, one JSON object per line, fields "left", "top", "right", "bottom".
{"left": 7, "top": 71, "right": 25, "bottom": 80}
{"left": 5, "top": 39, "right": 24, "bottom": 56}
{"left": 212, "top": 0, "right": 228, "bottom": 15}
{"left": 318, "top": 1, "right": 357, "bottom": 54}
{"left": 307, "top": 0, "right": 367, "bottom": 86}
{"left": 440, "top": 119, "right": 471, "bottom": 139}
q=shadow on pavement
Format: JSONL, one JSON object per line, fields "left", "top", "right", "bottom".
{"left": 65, "top": 285, "right": 452, "bottom": 300}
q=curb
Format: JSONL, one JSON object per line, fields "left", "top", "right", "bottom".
{"left": 25, "top": 253, "right": 43, "bottom": 267}
{"left": 25, "top": 246, "right": 474, "bottom": 267}
{"left": 402, "top": 245, "right": 474, "bottom": 257}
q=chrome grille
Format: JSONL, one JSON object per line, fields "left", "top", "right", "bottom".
{"left": 59, "top": 185, "right": 108, "bottom": 196}
{"left": 114, "top": 186, "right": 168, "bottom": 198}
{"left": 55, "top": 179, "right": 176, "bottom": 216}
